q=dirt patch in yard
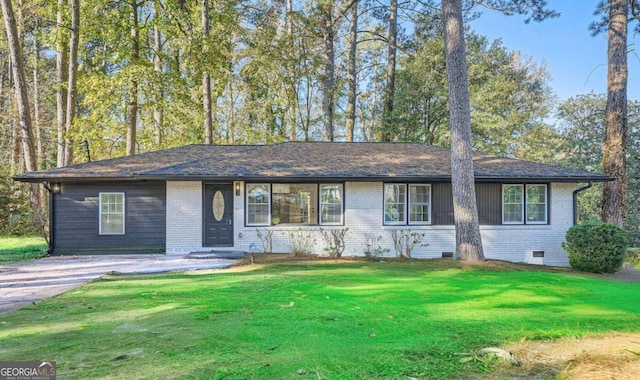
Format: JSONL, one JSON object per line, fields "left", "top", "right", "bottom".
{"left": 478, "top": 333, "right": 640, "bottom": 379}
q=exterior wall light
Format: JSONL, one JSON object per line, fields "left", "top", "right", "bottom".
{"left": 51, "top": 183, "right": 61, "bottom": 193}
{"left": 235, "top": 181, "right": 241, "bottom": 196}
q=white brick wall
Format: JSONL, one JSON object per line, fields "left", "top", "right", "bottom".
{"left": 166, "top": 181, "right": 203, "bottom": 254}
{"left": 167, "top": 181, "right": 575, "bottom": 266}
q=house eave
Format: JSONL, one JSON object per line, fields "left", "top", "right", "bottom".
{"left": 13, "top": 174, "right": 614, "bottom": 184}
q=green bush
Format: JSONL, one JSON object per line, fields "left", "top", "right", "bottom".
{"left": 563, "top": 222, "right": 629, "bottom": 273}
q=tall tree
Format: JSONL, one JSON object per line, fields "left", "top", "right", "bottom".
{"left": 601, "top": 0, "right": 628, "bottom": 226}
{"left": 202, "top": 0, "right": 213, "bottom": 144}
{"left": 441, "top": 0, "right": 556, "bottom": 260}
{"left": 318, "top": 1, "right": 335, "bottom": 141}
{"left": 152, "top": 0, "right": 163, "bottom": 146}
{"left": 55, "top": 0, "right": 68, "bottom": 167}
{"left": 442, "top": 0, "right": 484, "bottom": 261}
{"left": 126, "top": 0, "right": 139, "bottom": 156}
{"left": 1, "top": 0, "right": 37, "bottom": 174}
{"left": 64, "top": 0, "right": 80, "bottom": 165}
{"left": 345, "top": 0, "right": 358, "bottom": 142}
{"left": 381, "top": 0, "right": 397, "bottom": 141}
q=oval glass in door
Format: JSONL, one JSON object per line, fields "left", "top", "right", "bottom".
{"left": 212, "top": 191, "right": 225, "bottom": 221}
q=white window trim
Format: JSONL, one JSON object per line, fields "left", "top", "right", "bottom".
{"left": 525, "top": 184, "right": 548, "bottom": 224}
{"left": 383, "top": 184, "right": 408, "bottom": 225}
{"left": 320, "top": 183, "right": 344, "bottom": 226}
{"left": 246, "top": 183, "right": 271, "bottom": 227}
{"left": 408, "top": 184, "right": 432, "bottom": 225}
{"left": 502, "top": 184, "right": 524, "bottom": 224}
{"left": 99, "top": 192, "right": 125, "bottom": 235}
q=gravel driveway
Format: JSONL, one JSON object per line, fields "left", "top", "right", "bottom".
{"left": 0, "top": 254, "right": 239, "bottom": 315}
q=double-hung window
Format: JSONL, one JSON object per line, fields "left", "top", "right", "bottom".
{"left": 502, "top": 184, "right": 547, "bottom": 224}
{"left": 409, "top": 184, "right": 431, "bottom": 224}
{"left": 384, "top": 184, "right": 431, "bottom": 225}
{"left": 246, "top": 184, "right": 270, "bottom": 226}
{"left": 320, "top": 184, "right": 344, "bottom": 225}
{"left": 99, "top": 192, "right": 125, "bottom": 234}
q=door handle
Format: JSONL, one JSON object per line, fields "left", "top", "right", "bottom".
{"left": 228, "top": 219, "right": 232, "bottom": 225}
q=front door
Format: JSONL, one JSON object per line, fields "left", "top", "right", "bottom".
{"left": 203, "top": 184, "right": 234, "bottom": 247}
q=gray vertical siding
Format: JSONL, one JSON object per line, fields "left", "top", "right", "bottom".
{"left": 432, "top": 183, "right": 502, "bottom": 225}
{"left": 476, "top": 183, "right": 502, "bottom": 225}
{"left": 52, "top": 181, "right": 166, "bottom": 255}
{"left": 432, "top": 183, "right": 454, "bottom": 225}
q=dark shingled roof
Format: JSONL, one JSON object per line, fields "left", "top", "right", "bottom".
{"left": 14, "top": 142, "right": 611, "bottom": 183}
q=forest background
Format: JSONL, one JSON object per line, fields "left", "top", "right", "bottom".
{"left": 0, "top": 0, "right": 637, "bottom": 246}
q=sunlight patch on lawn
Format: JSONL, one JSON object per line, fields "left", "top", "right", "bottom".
{"left": 92, "top": 303, "right": 181, "bottom": 323}
{"left": 0, "top": 321, "right": 86, "bottom": 339}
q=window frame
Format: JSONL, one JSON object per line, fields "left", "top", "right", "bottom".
{"left": 319, "top": 183, "right": 344, "bottom": 225}
{"left": 383, "top": 183, "right": 407, "bottom": 225}
{"left": 245, "top": 182, "right": 345, "bottom": 227}
{"left": 245, "top": 183, "right": 271, "bottom": 227}
{"left": 502, "top": 184, "right": 524, "bottom": 224}
{"left": 271, "top": 183, "right": 319, "bottom": 225}
{"left": 383, "top": 183, "right": 432, "bottom": 226}
{"left": 408, "top": 184, "right": 432, "bottom": 225}
{"left": 501, "top": 184, "right": 549, "bottom": 225}
{"left": 525, "top": 184, "right": 548, "bottom": 224}
{"left": 99, "top": 192, "right": 125, "bottom": 235}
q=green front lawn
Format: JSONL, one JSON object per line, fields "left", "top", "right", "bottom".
{"left": 0, "top": 236, "right": 47, "bottom": 263}
{"left": 0, "top": 260, "right": 639, "bottom": 379}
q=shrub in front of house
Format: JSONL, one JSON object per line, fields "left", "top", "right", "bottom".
{"left": 563, "top": 222, "right": 629, "bottom": 273}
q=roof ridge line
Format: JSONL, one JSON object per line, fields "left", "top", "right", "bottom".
{"left": 136, "top": 145, "right": 259, "bottom": 176}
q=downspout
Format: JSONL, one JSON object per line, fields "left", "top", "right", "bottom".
{"left": 572, "top": 181, "right": 593, "bottom": 225}
{"left": 43, "top": 182, "right": 55, "bottom": 255}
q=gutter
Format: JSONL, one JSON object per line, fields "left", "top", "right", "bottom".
{"left": 572, "top": 181, "right": 593, "bottom": 225}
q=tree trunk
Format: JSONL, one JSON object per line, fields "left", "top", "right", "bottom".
{"left": 227, "top": 78, "right": 235, "bottom": 144}
{"left": 320, "top": 3, "right": 334, "bottom": 142}
{"left": 1, "top": 0, "right": 37, "bottom": 174}
{"left": 33, "top": 21, "right": 44, "bottom": 170}
{"left": 1, "top": 0, "right": 42, "bottom": 220}
{"left": 286, "top": 0, "right": 297, "bottom": 141}
{"left": 601, "top": 0, "right": 628, "bottom": 227}
{"left": 56, "top": 0, "right": 68, "bottom": 167}
{"left": 126, "top": 0, "right": 139, "bottom": 156}
{"left": 442, "top": 0, "right": 484, "bottom": 261}
{"left": 345, "top": 0, "right": 358, "bottom": 142}
{"left": 202, "top": 0, "right": 213, "bottom": 144}
{"left": 65, "top": 0, "right": 79, "bottom": 165}
{"left": 153, "top": 0, "right": 163, "bottom": 146}
{"left": 381, "top": 0, "right": 397, "bottom": 142}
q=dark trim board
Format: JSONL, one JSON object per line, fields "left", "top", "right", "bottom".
{"left": 51, "top": 181, "right": 166, "bottom": 255}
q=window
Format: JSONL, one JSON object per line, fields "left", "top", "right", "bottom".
{"left": 320, "top": 184, "right": 343, "bottom": 225}
{"left": 246, "top": 184, "right": 270, "bottom": 226}
{"left": 272, "top": 184, "right": 318, "bottom": 224}
{"left": 99, "top": 193, "right": 125, "bottom": 234}
{"left": 384, "top": 184, "right": 431, "bottom": 225}
{"left": 384, "top": 184, "right": 406, "bottom": 224}
{"left": 409, "top": 185, "right": 431, "bottom": 224}
{"left": 526, "top": 185, "right": 547, "bottom": 223}
{"left": 502, "top": 185, "right": 524, "bottom": 224}
{"left": 246, "top": 183, "right": 344, "bottom": 226}
{"left": 502, "top": 184, "right": 548, "bottom": 224}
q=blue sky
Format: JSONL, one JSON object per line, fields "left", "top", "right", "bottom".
{"left": 470, "top": 1, "right": 639, "bottom": 102}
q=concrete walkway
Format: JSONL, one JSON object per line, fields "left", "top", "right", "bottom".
{"left": 0, "top": 254, "right": 238, "bottom": 315}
